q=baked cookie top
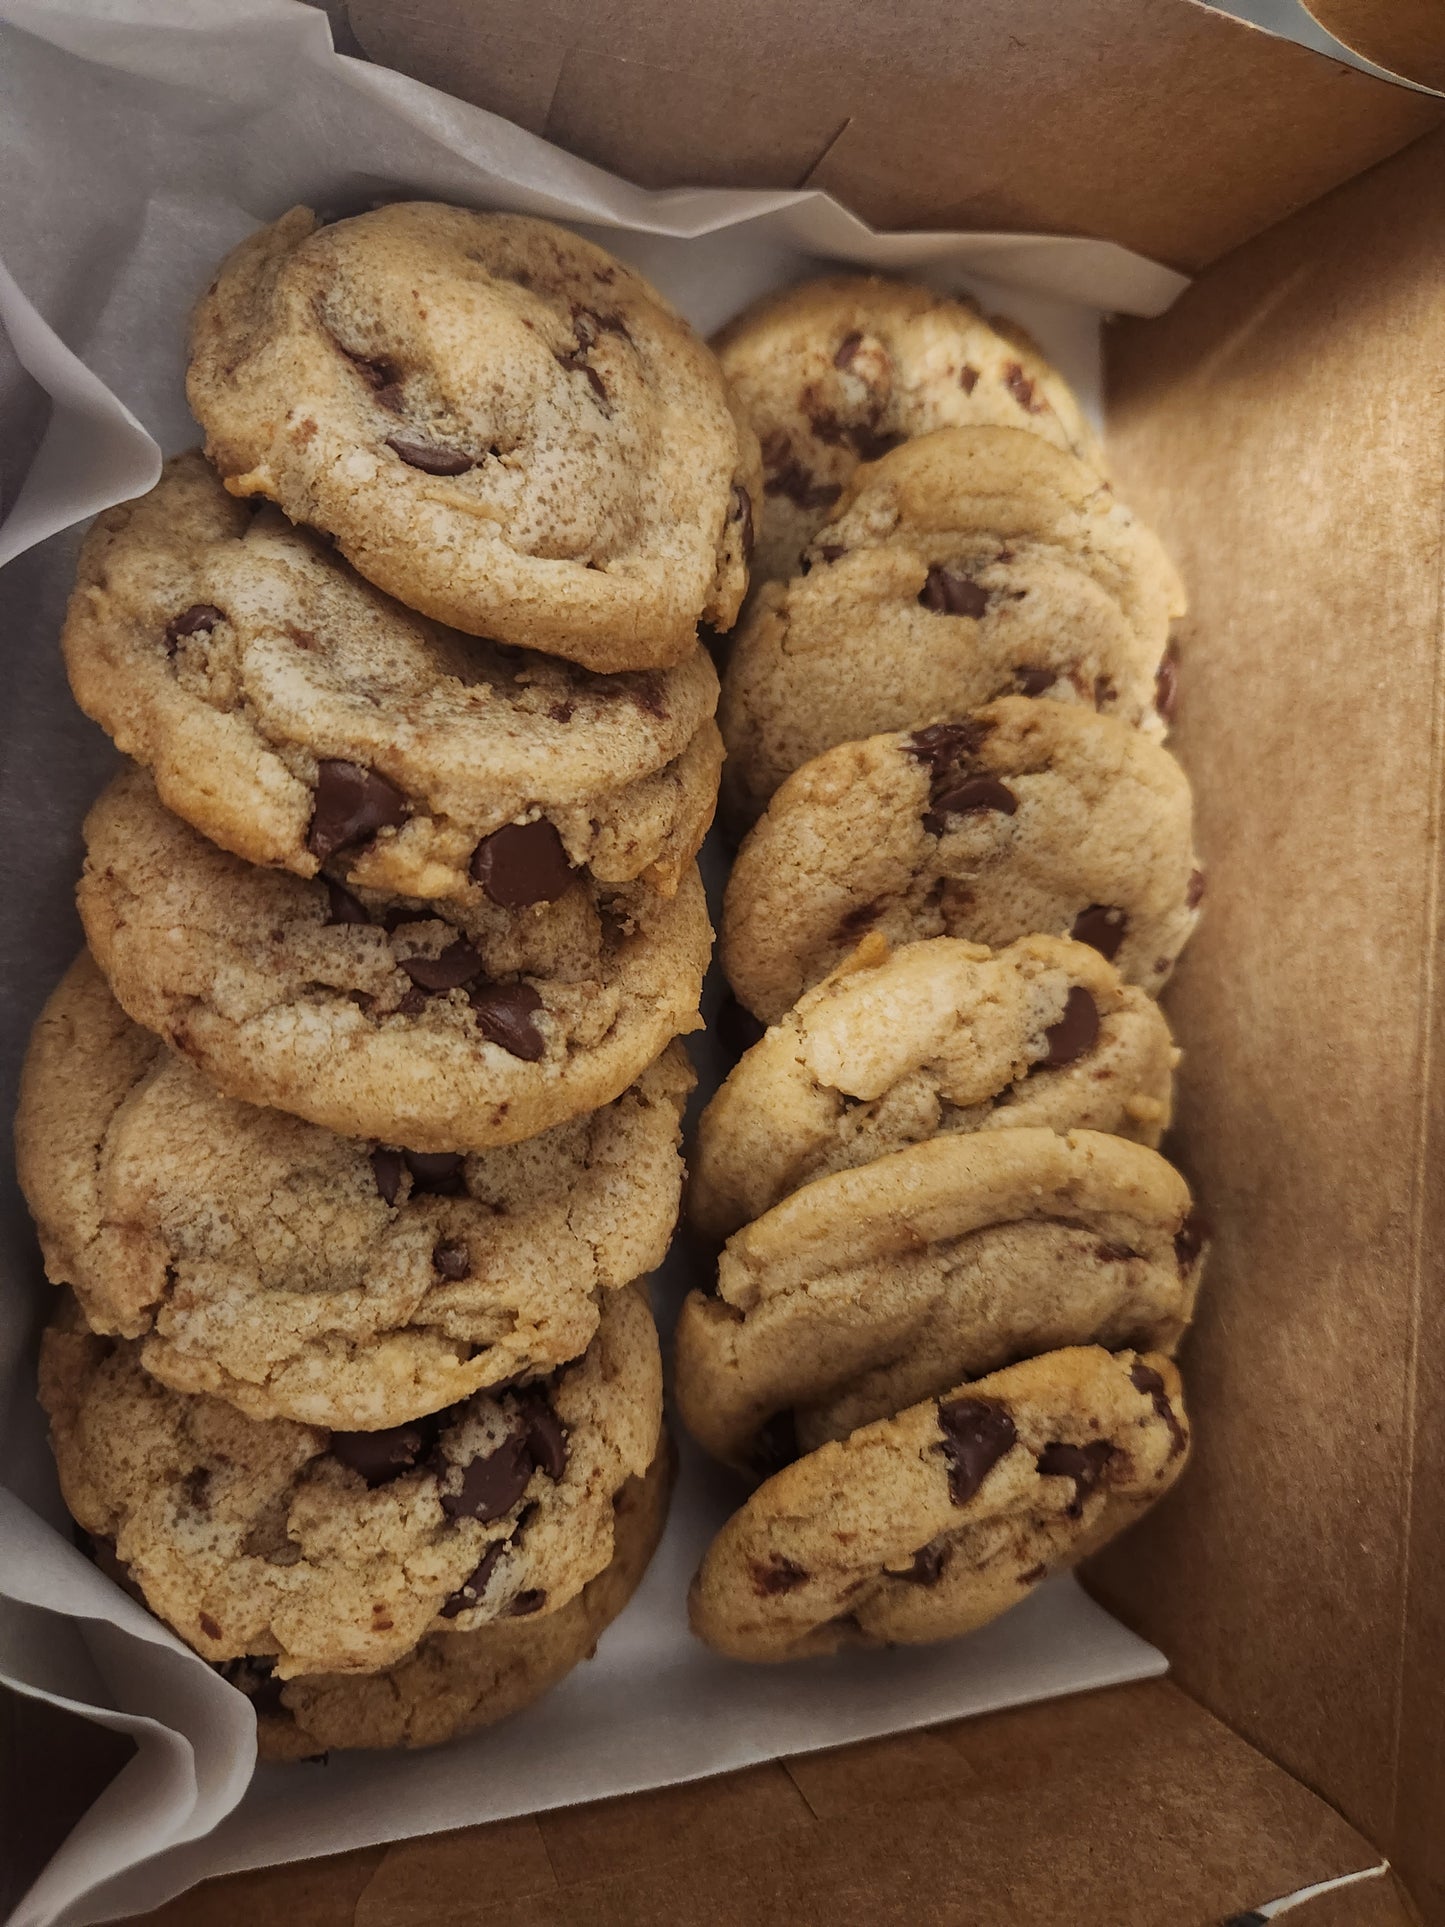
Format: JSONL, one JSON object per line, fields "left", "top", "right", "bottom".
{"left": 719, "top": 426, "right": 1184, "bottom": 824}
{"left": 689, "top": 932, "right": 1176, "bottom": 1243}
{"left": 79, "top": 766, "right": 710, "bottom": 1152}
{"left": 722, "top": 698, "right": 1201, "bottom": 1023}
{"left": 232, "top": 1440, "right": 672, "bottom": 1758}
{"left": 676, "top": 1126, "right": 1204, "bottom": 1472}
{"left": 188, "top": 204, "right": 760, "bottom": 671}
{"left": 64, "top": 451, "right": 721, "bottom": 900}
{"left": 42, "top": 1284, "right": 661, "bottom": 1678}
{"left": 17, "top": 953, "right": 691, "bottom": 1430}
{"left": 714, "top": 275, "right": 1106, "bottom": 582}
{"left": 688, "top": 1346, "right": 1188, "bottom": 1661}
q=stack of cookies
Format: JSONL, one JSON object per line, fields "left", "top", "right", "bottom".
{"left": 680, "top": 277, "right": 1208, "bottom": 1661}
{"left": 16, "top": 203, "right": 760, "bottom": 1752}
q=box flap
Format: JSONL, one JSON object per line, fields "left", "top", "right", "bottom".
{"left": 1089, "top": 120, "right": 1445, "bottom": 1921}
{"left": 342, "top": 0, "right": 1442, "bottom": 271}
{"left": 1301, "top": 0, "right": 1445, "bottom": 90}
{"left": 107, "top": 1681, "right": 1386, "bottom": 1924}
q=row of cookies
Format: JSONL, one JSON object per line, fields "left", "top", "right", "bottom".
{"left": 677, "top": 276, "right": 1206, "bottom": 1660}
{"left": 18, "top": 204, "right": 764, "bottom": 1752}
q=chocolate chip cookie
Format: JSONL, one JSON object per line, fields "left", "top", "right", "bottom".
{"left": 714, "top": 275, "right": 1106, "bottom": 583}
{"left": 17, "top": 953, "right": 691, "bottom": 1430}
{"left": 78, "top": 766, "right": 710, "bottom": 1151}
{"left": 689, "top": 932, "right": 1176, "bottom": 1244}
{"left": 188, "top": 204, "right": 760, "bottom": 672}
{"left": 676, "top": 1125, "right": 1204, "bottom": 1472}
{"left": 233, "top": 1439, "right": 673, "bottom": 1757}
{"left": 63, "top": 452, "right": 722, "bottom": 900}
{"left": 718, "top": 427, "right": 1184, "bottom": 825}
{"left": 688, "top": 1345, "right": 1188, "bottom": 1660}
{"left": 722, "top": 698, "right": 1200, "bottom": 1023}
{"left": 41, "top": 1284, "right": 662, "bottom": 1678}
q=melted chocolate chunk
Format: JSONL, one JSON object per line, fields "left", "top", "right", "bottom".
{"left": 324, "top": 879, "right": 372, "bottom": 926}
{"left": 471, "top": 982, "right": 546, "bottom": 1061}
{"left": 750, "top": 1555, "right": 809, "bottom": 1596}
{"left": 1041, "top": 986, "right": 1100, "bottom": 1067}
{"left": 198, "top": 1611, "right": 222, "bottom": 1640}
{"left": 1187, "top": 868, "right": 1206, "bottom": 910}
{"left": 385, "top": 437, "right": 475, "bottom": 476}
{"left": 1036, "top": 1439, "right": 1114, "bottom": 1517}
{"left": 751, "top": 1408, "right": 798, "bottom": 1477}
{"left": 433, "top": 1239, "right": 471, "bottom": 1280}
{"left": 331, "top": 1415, "right": 440, "bottom": 1487}
{"left": 906, "top": 719, "right": 991, "bottom": 776}
{"left": 442, "top": 1431, "right": 533, "bottom": 1523}
{"left": 549, "top": 700, "right": 575, "bottom": 724}
{"left": 817, "top": 542, "right": 847, "bottom": 565}
{"left": 1129, "top": 1362, "right": 1188, "bottom": 1458}
{"left": 514, "top": 1389, "right": 568, "bottom": 1482}
{"left": 509, "top": 1588, "right": 547, "bottom": 1616}
{"left": 439, "top": 1542, "right": 503, "bottom": 1618}
{"left": 1013, "top": 666, "right": 1055, "bottom": 696}
{"left": 898, "top": 1541, "right": 948, "bottom": 1586}
{"left": 404, "top": 1150, "right": 467, "bottom": 1197}
{"left": 164, "top": 603, "right": 225, "bottom": 654}
{"left": 918, "top": 566, "right": 989, "bottom": 618}
{"left": 400, "top": 939, "right": 484, "bottom": 992}
{"left": 1003, "top": 362, "right": 1045, "bottom": 413}
{"left": 370, "top": 1146, "right": 404, "bottom": 1206}
{"left": 936, "top": 1398, "right": 1017, "bottom": 1505}
{"left": 1155, "top": 647, "right": 1180, "bottom": 725}
{"left": 1174, "top": 1207, "right": 1210, "bottom": 1271}
{"left": 924, "top": 775, "right": 1017, "bottom": 834}
{"left": 307, "top": 761, "right": 408, "bottom": 862}
{"left": 729, "top": 482, "right": 755, "bottom": 564}
{"left": 1070, "top": 904, "right": 1127, "bottom": 962}
{"left": 959, "top": 364, "right": 980, "bottom": 394}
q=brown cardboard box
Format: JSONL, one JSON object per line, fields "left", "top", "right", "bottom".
{"left": 8, "top": 2, "right": 1445, "bottom": 1920}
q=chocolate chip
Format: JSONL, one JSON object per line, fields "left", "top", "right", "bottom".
{"left": 307, "top": 761, "right": 408, "bottom": 862}
{"left": 751, "top": 1408, "right": 798, "bottom": 1477}
{"left": 899, "top": 1541, "right": 948, "bottom": 1586}
{"left": 394, "top": 986, "right": 429, "bottom": 1017}
{"left": 630, "top": 676, "right": 668, "bottom": 718}
{"left": 919, "top": 566, "right": 989, "bottom": 617}
{"left": 818, "top": 542, "right": 847, "bottom": 564}
{"left": 834, "top": 331, "right": 864, "bottom": 369}
{"left": 404, "top": 1150, "right": 467, "bottom": 1197}
{"left": 509, "top": 1589, "right": 547, "bottom": 1616}
{"left": 1013, "top": 666, "right": 1054, "bottom": 696}
{"left": 331, "top": 1415, "right": 439, "bottom": 1487}
{"left": 441, "top": 1431, "right": 533, "bottom": 1523}
{"left": 729, "top": 483, "right": 755, "bottom": 563}
{"left": 750, "top": 1555, "right": 809, "bottom": 1596}
{"left": 514, "top": 1390, "right": 568, "bottom": 1482}
{"left": 471, "top": 982, "right": 546, "bottom": 1061}
{"left": 370, "top": 1146, "right": 404, "bottom": 1205}
{"left": 1174, "top": 1208, "right": 1210, "bottom": 1271}
{"left": 470, "top": 819, "right": 576, "bottom": 908}
{"left": 959, "top": 364, "right": 980, "bottom": 394}
{"left": 906, "top": 720, "right": 990, "bottom": 775}
{"left": 936, "top": 1398, "right": 1017, "bottom": 1505}
{"left": 1003, "top": 362, "right": 1045, "bottom": 413}
{"left": 925, "top": 776, "right": 1017, "bottom": 835}
{"left": 1187, "top": 868, "right": 1206, "bottom": 909}
{"left": 400, "top": 939, "right": 484, "bottom": 992}
{"left": 1094, "top": 674, "right": 1117, "bottom": 709}
{"left": 1036, "top": 1440, "right": 1114, "bottom": 1517}
{"left": 718, "top": 994, "right": 767, "bottom": 1061}
{"left": 1129, "top": 1362, "right": 1188, "bottom": 1458}
{"left": 1041, "top": 986, "right": 1100, "bottom": 1067}
{"left": 181, "top": 1467, "right": 211, "bottom": 1510}
{"left": 1070, "top": 904, "right": 1127, "bottom": 961}
{"left": 439, "top": 1543, "right": 502, "bottom": 1618}
{"left": 433, "top": 1239, "right": 471, "bottom": 1280}
{"left": 164, "top": 604, "right": 225, "bottom": 653}
{"left": 324, "top": 880, "right": 372, "bottom": 926}
{"left": 385, "top": 438, "right": 475, "bottom": 476}
{"left": 1155, "top": 647, "right": 1180, "bottom": 724}
{"left": 549, "top": 700, "right": 575, "bottom": 724}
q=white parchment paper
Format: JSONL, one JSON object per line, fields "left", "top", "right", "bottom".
{"left": 0, "top": 5, "right": 1189, "bottom": 1922}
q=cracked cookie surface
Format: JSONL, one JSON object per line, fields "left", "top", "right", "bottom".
{"left": 688, "top": 1346, "right": 1188, "bottom": 1660}
{"left": 18, "top": 954, "right": 691, "bottom": 1429}
{"left": 676, "top": 1126, "right": 1205, "bottom": 1471}
{"left": 79, "top": 766, "right": 710, "bottom": 1151}
{"left": 64, "top": 451, "right": 721, "bottom": 900}
{"left": 188, "top": 204, "right": 760, "bottom": 671}
{"left": 722, "top": 698, "right": 1200, "bottom": 1023}
{"left": 714, "top": 275, "right": 1105, "bottom": 583}
{"left": 42, "top": 1285, "right": 662, "bottom": 1678}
